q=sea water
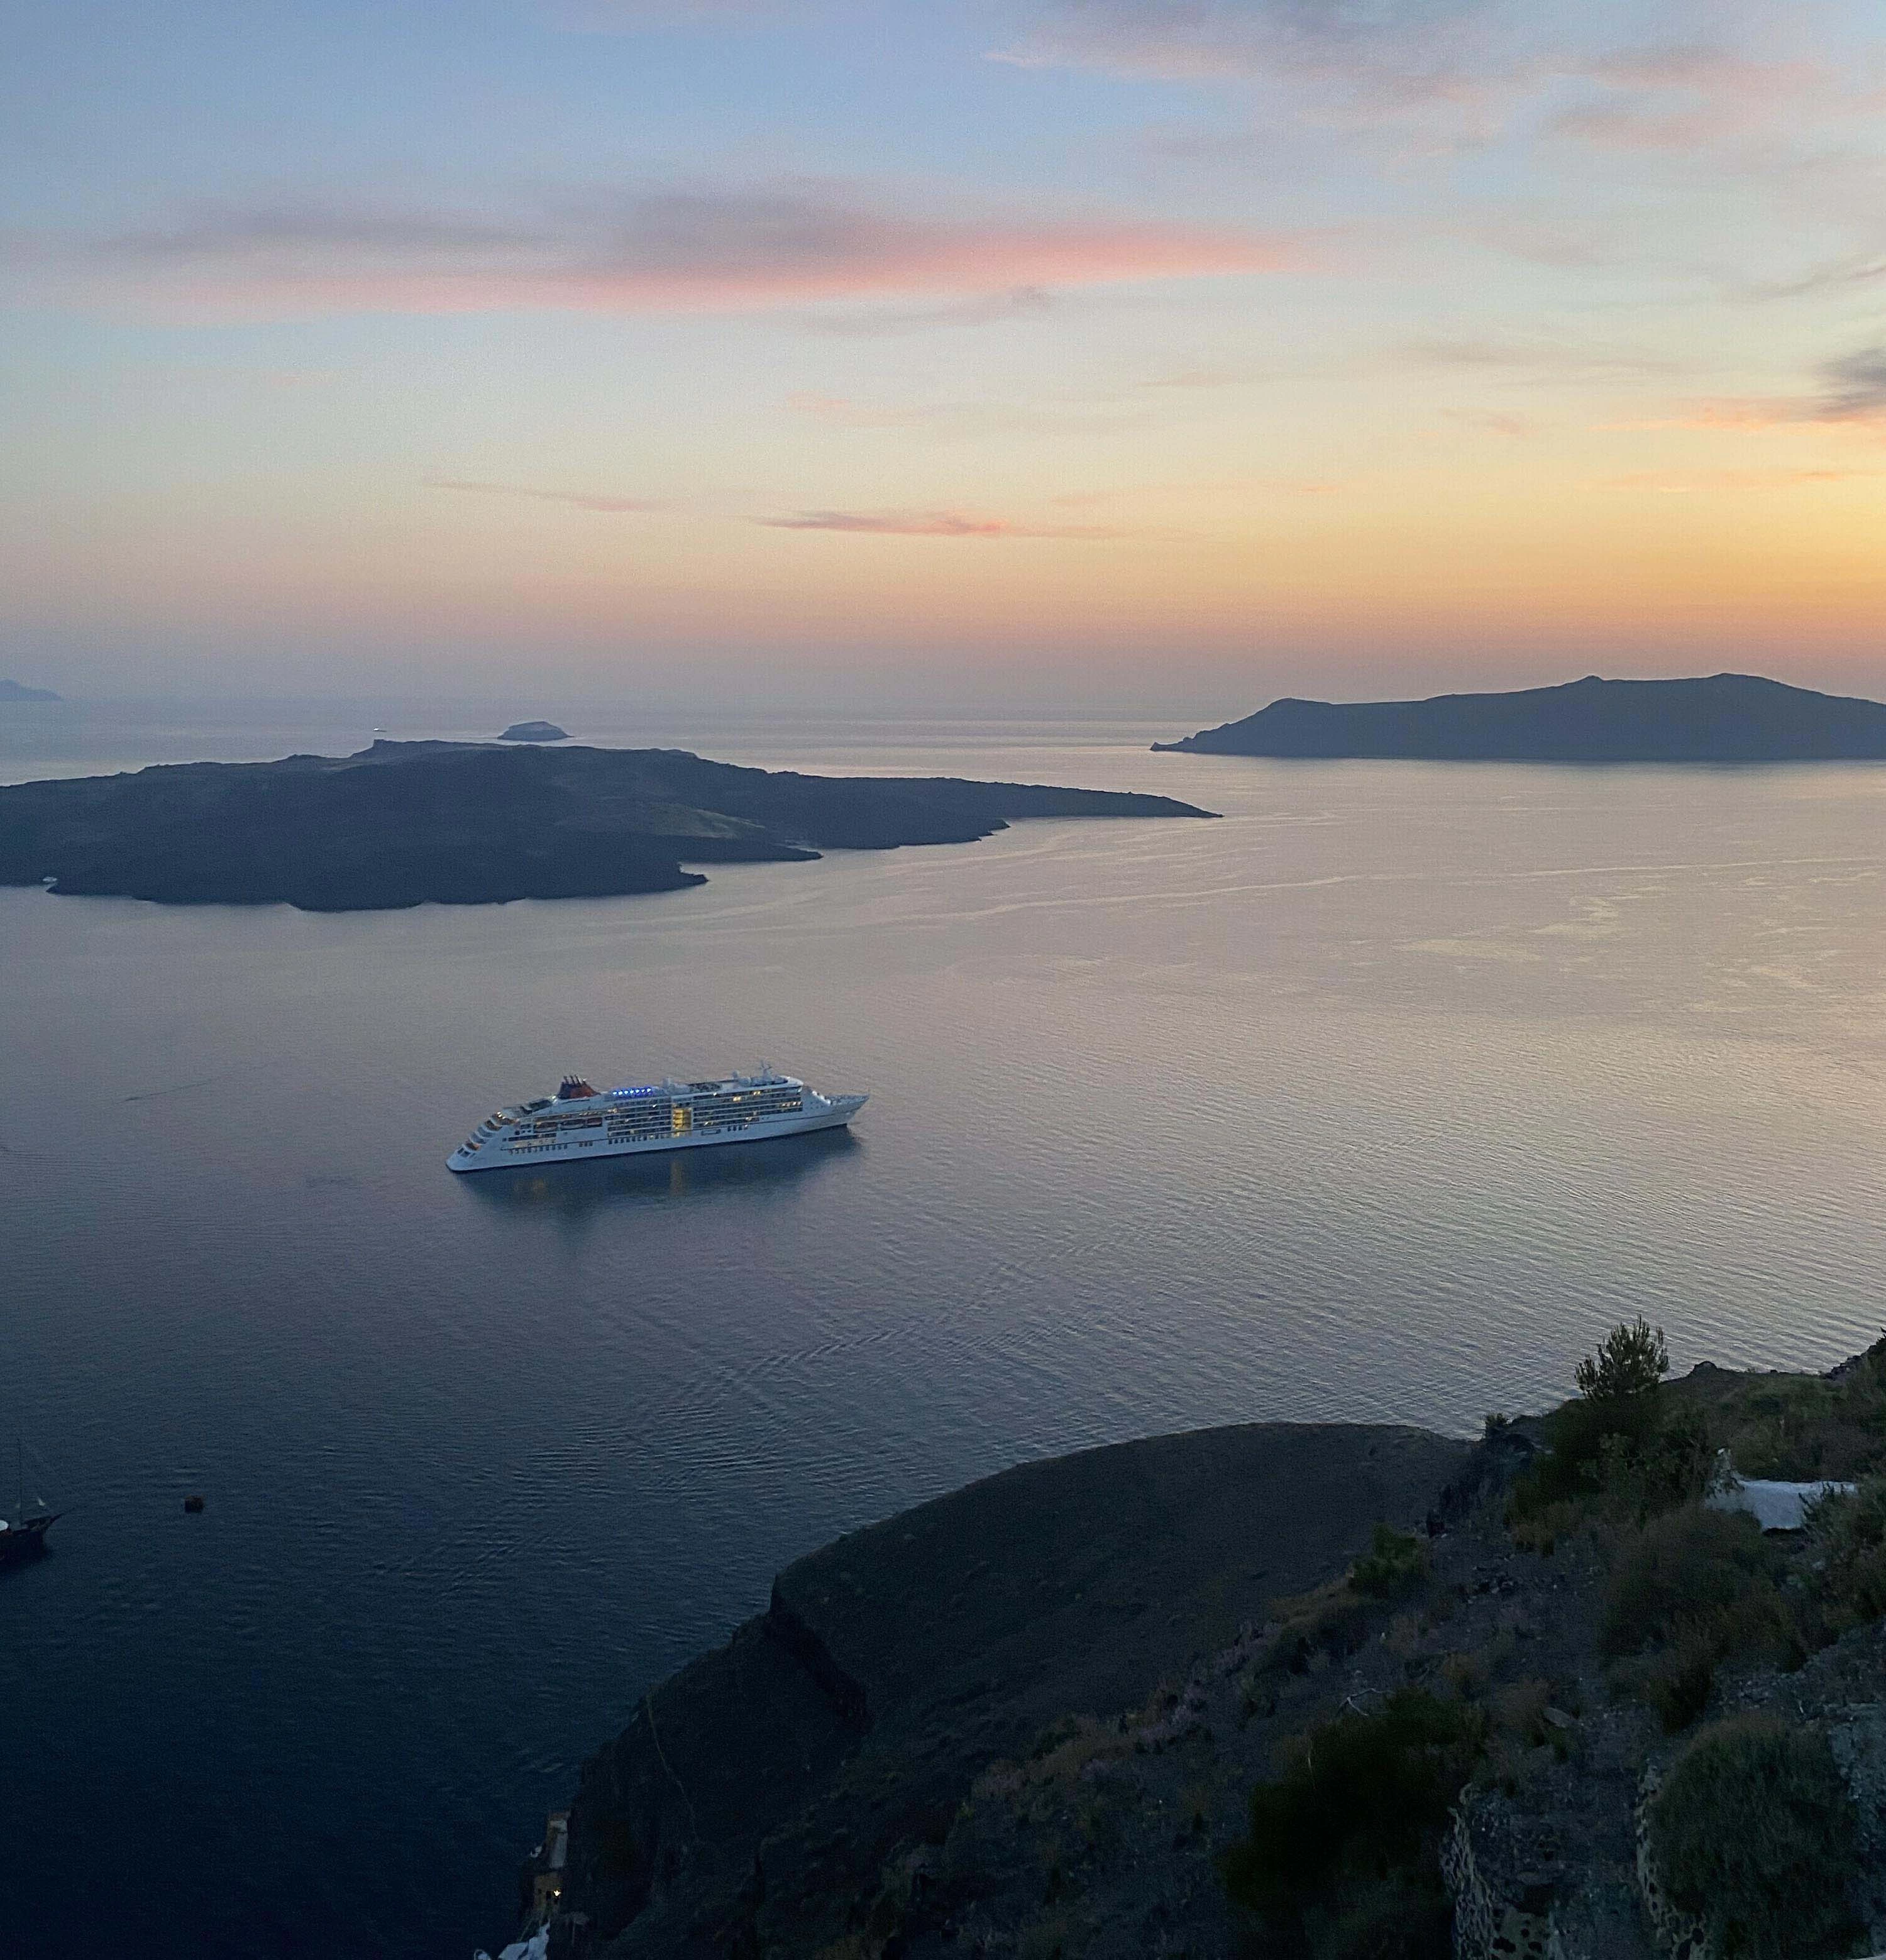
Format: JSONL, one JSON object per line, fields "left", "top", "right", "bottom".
{"left": 3, "top": 707, "right": 1883, "bottom": 1957}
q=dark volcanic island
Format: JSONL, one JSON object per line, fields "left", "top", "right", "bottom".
{"left": 1154, "top": 672, "right": 1886, "bottom": 763}
{"left": 0, "top": 741, "right": 1214, "bottom": 911}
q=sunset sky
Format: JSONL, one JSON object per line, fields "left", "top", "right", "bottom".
{"left": 6, "top": 0, "right": 1886, "bottom": 710}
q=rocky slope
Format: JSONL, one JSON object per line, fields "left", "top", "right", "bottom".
{"left": 506, "top": 1339, "right": 1886, "bottom": 1960}
{"left": 536, "top": 1424, "right": 1472, "bottom": 1956}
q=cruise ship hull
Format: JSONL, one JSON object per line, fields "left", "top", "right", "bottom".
{"left": 447, "top": 1093, "right": 864, "bottom": 1173}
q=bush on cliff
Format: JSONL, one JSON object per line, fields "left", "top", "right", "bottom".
{"left": 1220, "top": 1689, "right": 1480, "bottom": 1959}
{"left": 1349, "top": 1524, "right": 1429, "bottom": 1601}
{"left": 1577, "top": 1317, "right": 1670, "bottom": 1402}
{"left": 1668, "top": 1331, "right": 1886, "bottom": 1482}
{"left": 1512, "top": 1319, "right": 1716, "bottom": 1526}
{"left": 1804, "top": 1475, "right": 1886, "bottom": 1634}
{"left": 1602, "top": 1505, "right": 1801, "bottom": 1729}
{"left": 1248, "top": 1575, "right": 1375, "bottom": 1686}
{"left": 1648, "top": 1714, "right": 1860, "bottom": 1960}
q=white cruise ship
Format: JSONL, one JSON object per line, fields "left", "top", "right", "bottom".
{"left": 448, "top": 1067, "right": 866, "bottom": 1172}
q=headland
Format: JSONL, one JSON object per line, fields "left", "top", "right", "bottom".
{"left": 1154, "top": 673, "right": 1886, "bottom": 762}
{"left": 510, "top": 1337, "right": 1886, "bottom": 1960}
{"left": 0, "top": 740, "right": 1215, "bottom": 911}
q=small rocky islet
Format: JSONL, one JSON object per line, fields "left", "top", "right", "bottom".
{"left": 505, "top": 1332, "right": 1886, "bottom": 1960}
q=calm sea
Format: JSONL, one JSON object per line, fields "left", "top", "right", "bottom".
{"left": 3, "top": 703, "right": 1883, "bottom": 1959}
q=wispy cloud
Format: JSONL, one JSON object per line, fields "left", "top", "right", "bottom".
{"left": 550, "top": 0, "right": 801, "bottom": 25}
{"left": 12, "top": 183, "right": 1313, "bottom": 321}
{"left": 1817, "top": 347, "right": 1886, "bottom": 420}
{"left": 801, "top": 285, "right": 1057, "bottom": 335}
{"left": 995, "top": 0, "right": 1503, "bottom": 101}
{"left": 1440, "top": 407, "right": 1536, "bottom": 436}
{"left": 1543, "top": 44, "right": 1838, "bottom": 153}
{"left": 1745, "top": 253, "right": 1886, "bottom": 301}
{"left": 1403, "top": 336, "right": 1679, "bottom": 378}
{"left": 96, "top": 206, "right": 539, "bottom": 261}
{"left": 425, "top": 479, "right": 665, "bottom": 512}
{"left": 784, "top": 389, "right": 1151, "bottom": 436}
{"left": 998, "top": 1, "right": 1882, "bottom": 170}
{"left": 1601, "top": 466, "right": 1875, "bottom": 492}
{"left": 1619, "top": 344, "right": 1886, "bottom": 431}
{"left": 1135, "top": 365, "right": 1271, "bottom": 390}
{"left": 753, "top": 508, "right": 1138, "bottom": 537}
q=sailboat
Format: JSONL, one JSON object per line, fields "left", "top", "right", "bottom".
{"left": 1, "top": 1440, "right": 58, "bottom": 1568}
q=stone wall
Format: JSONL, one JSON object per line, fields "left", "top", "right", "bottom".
{"left": 1631, "top": 1768, "right": 1712, "bottom": 1960}
{"left": 1443, "top": 1797, "right": 1557, "bottom": 1960}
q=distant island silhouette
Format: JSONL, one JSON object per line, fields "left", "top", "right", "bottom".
{"left": 0, "top": 739, "right": 1214, "bottom": 911}
{"left": 1154, "top": 673, "right": 1886, "bottom": 763}
{"left": 498, "top": 720, "right": 568, "bottom": 742}
{"left": 0, "top": 678, "right": 61, "bottom": 703}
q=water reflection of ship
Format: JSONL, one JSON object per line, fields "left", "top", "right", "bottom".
{"left": 1, "top": 1440, "right": 58, "bottom": 1570}
{"left": 455, "top": 1120, "right": 860, "bottom": 1216}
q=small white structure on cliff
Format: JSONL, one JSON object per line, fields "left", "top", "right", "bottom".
{"left": 1704, "top": 1450, "right": 1854, "bottom": 1532}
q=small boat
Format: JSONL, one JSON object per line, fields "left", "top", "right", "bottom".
{"left": 0, "top": 1511, "right": 57, "bottom": 1568}
{"left": 1, "top": 1441, "right": 58, "bottom": 1568}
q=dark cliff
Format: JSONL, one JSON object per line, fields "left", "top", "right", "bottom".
{"left": 553, "top": 1423, "right": 1472, "bottom": 1956}
{"left": 1154, "top": 673, "right": 1886, "bottom": 762}
{"left": 521, "top": 1344, "right": 1886, "bottom": 1960}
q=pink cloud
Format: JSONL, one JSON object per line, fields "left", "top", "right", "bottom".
{"left": 19, "top": 185, "right": 1313, "bottom": 321}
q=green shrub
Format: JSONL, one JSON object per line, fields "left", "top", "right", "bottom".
{"left": 1303, "top": 1869, "right": 1455, "bottom": 1960}
{"left": 1576, "top": 1318, "right": 1669, "bottom": 1402}
{"left": 1512, "top": 1319, "right": 1683, "bottom": 1517}
{"left": 1601, "top": 1506, "right": 1801, "bottom": 1729}
{"left": 1592, "top": 1408, "right": 1715, "bottom": 1523}
{"left": 1220, "top": 1689, "right": 1479, "bottom": 1959}
{"left": 1254, "top": 1575, "right": 1376, "bottom": 1679}
{"left": 1805, "top": 1475, "right": 1886, "bottom": 1632}
{"left": 1671, "top": 1332, "right": 1886, "bottom": 1482}
{"left": 1350, "top": 1524, "right": 1430, "bottom": 1601}
{"left": 1601, "top": 1505, "right": 1789, "bottom": 1658}
{"left": 1629, "top": 1624, "right": 1720, "bottom": 1733}
{"left": 1648, "top": 1715, "right": 1861, "bottom": 1960}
